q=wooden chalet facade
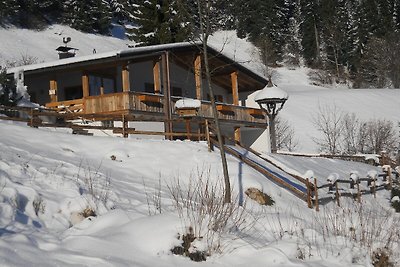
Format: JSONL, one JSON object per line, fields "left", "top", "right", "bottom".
{"left": 8, "top": 42, "right": 269, "bottom": 145}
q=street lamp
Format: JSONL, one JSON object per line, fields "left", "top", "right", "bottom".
{"left": 255, "top": 80, "right": 288, "bottom": 153}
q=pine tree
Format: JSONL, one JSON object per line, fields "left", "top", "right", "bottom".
{"left": 282, "top": 0, "right": 303, "bottom": 67}
{"left": 299, "top": 0, "right": 321, "bottom": 66}
{"left": 131, "top": 0, "right": 191, "bottom": 45}
{"left": 63, "top": 0, "right": 111, "bottom": 34}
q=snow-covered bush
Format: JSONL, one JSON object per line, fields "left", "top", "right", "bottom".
{"left": 167, "top": 171, "right": 252, "bottom": 259}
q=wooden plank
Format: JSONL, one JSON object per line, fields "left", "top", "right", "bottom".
{"left": 138, "top": 94, "right": 162, "bottom": 103}
{"left": 216, "top": 104, "right": 233, "bottom": 112}
{"left": 82, "top": 73, "right": 89, "bottom": 97}
{"left": 153, "top": 60, "right": 161, "bottom": 94}
{"left": 122, "top": 63, "right": 130, "bottom": 92}
{"left": 231, "top": 71, "right": 239, "bottom": 105}
{"left": 194, "top": 55, "right": 202, "bottom": 100}
{"left": 112, "top": 129, "right": 206, "bottom": 138}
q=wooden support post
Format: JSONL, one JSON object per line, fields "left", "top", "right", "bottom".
{"left": 306, "top": 178, "right": 312, "bottom": 208}
{"left": 122, "top": 63, "right": 130, "bottom": 92}
{"left": 49, "top": 79, "right": 58, "bottom": 102}
{"left": 356, "top": 180, "right": 361, "bottom": 203}
{"left": 231, "top": 71, "right": 239, "bottom": 105}
{"left": 388, "top": 167, "right": 393, "bottom": 190}
{"left": 231, "top": 71, "right": 240, "bottom": 144}
{"left": 314, "top": 178, "right": 319, "bottom": 211}
{"left": 82, "top": 73, "right": 89, "bottom": 97}
{"left": 194, "top": 55, "right": 202, "bottom": 100}
{"left": 122, "top": 114, "right": 128, "bottom": 138}
{"left": 162, "top": 52, "right": 172, "bottom": 140}
{"left": 205, "top": 120, "right": 212, "bottom": 152}
{"left": 153, "top": 60, "right": 161, "bottom": 94}
{"left": 335, "top": 181, "right": 340, "bottom": 207}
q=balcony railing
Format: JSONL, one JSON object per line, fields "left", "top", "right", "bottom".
{"left": 48, "top": 92, "right": 266, "bottom": 124}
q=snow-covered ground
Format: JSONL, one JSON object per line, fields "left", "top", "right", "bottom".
{"left": 1, "top": 119, "right": 398, "bottom": 267}
{"left": 1, "top": 25, "right": 400, "bottom": 266}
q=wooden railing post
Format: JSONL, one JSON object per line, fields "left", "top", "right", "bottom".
{"left": 356, "top": 180, "right": 361, "bottom": 203}
{"left": 388, "top": 167, "right": 393, "bottom": 190}
{"left": 122, "top": 114, "right": 128, "bottom": 138}
{"left": 306, "top": 178, "right": 312, "bottom": 208}
{"left": 205, "top": 120, "right": 213, "bottom": 152}
{"left": 335, "top": 181, "right": 340, "bottom": 207}
{"left": 314, "top": 178, "right": 319, "bottom": 211}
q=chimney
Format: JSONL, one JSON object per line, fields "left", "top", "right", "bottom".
{"left": 56, "top": 37, "right": 79, "bottom": 59}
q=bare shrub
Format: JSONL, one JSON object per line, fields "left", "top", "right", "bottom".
{"left": 143, "top": 176, "right": 163, "bottom": 215}
{"left": 32, "top": 195, "right": 45, "bottom": 216}
{"left": 167, "top": 170, "right": 254, "bottom": 256}
{"left": 76, "top": 162, "right": 112, "bottom": 211}
{"left": 5, "top": 53, "right": 40, "bottom": 68}
{"left": 312, "top": 104, "right": 343, "bottom": 154}
{"left": 312, "top": 199, "right": 400, "bottom": 256}
{"left": 275, "top": 116, "right": 298, "bottom": 152}
{"left": 366, "top": 119, "right": 397, "bottom": 155}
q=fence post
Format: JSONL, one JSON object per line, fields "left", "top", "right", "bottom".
{"left": 122, "top": 114, "right": 128, "bottom": 138}
{"left": 356, "top": 180, "right": 361, "bottom": 203}
{"left": 306, "top": 178, "right": 312, "bottom": 208}
{"left": 314, "top": 178, "right": 319, "bottom": 212}
{"left": 335, "top": 181, "right": 340, "bottom": 207}
{"left": 205, "top": 120, "right": 212, "bottom": 152}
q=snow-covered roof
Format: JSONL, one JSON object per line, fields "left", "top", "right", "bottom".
{"left": 254, "top": 84, "right": 289, "bottom": 102}
{"left": 7, "top": 42, "right": 268, "bottom": 86}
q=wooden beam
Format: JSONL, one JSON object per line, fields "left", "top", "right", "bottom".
{"left": 162, "top": 52, "right": 172, "bottom": 139}
{"left": 231, "top": 71, "right": 239, "bottom": 105}
{"left": 194, "top": 55, "right": 202, "bottom": 100}
{"left": 122, "top": 63, "right": 130, "bottom": 92}
{"left": 82, "top": 73, "right": 89, "bottom": 97}
{"left": 153, "top": 60, "right": 161, "bottom": 94}
{"left": 49, "top": 79, "right": 58, "bottom": 102}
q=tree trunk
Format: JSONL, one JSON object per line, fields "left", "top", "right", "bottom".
{"left": 197, "top": 0, "right": 231, "bottom": 203}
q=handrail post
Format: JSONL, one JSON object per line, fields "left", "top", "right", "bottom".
{"left": 314, "top": 178, "right": 319, "bottom": 211}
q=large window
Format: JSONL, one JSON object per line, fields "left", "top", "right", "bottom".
{"left": 89, "top": 75, "right": 115, "bottom": 96}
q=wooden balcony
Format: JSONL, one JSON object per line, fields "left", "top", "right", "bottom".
{"left": 47, "top": 92, "right": 266, "bottom": 126}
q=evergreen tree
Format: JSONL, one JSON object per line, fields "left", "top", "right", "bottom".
{"left": 131, "top": 0, "right": 191, "bottom": 45}
{"left": 299, "top": 0, "right": 321, "bottom": 66}
{"left": 63, "top": 0, "right": 111, "bottom": 34}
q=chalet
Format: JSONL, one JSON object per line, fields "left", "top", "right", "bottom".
{"left": 7, "top": 42, "right": 270, "bottom": 150}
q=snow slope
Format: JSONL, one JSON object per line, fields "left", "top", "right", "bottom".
{"left": 0, "top": 24, "right": 128, "bottom": 66}
{"left": 1, "top": 119, "right": 398, "bottom": 267}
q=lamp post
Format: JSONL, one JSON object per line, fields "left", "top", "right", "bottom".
{"left": 255, "top": 81, "right": 288, "bottom": 153}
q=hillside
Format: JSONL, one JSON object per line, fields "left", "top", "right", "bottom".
{"left": 1, "top": 25, "right": 400, "bottom": 266}
{"left": 0, "top": 118, "right": 398, "bottom": 267}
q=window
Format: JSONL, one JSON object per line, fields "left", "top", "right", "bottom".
{"left": 207, "top": 94, "right": 223, "bottom": 102}
{"left": 89, "top": 75, "right": 115, "bottom": 96}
